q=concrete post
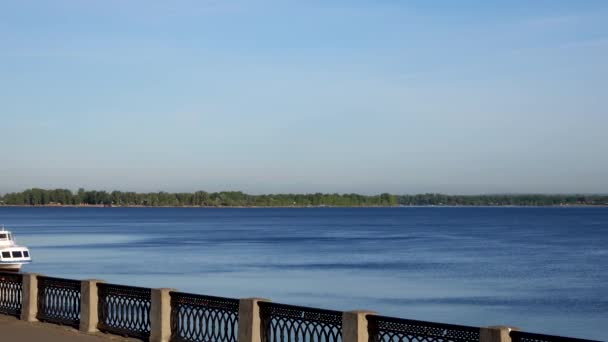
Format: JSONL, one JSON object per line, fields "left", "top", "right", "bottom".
{"left": 480, "top": 326, "right": 519, "bottom": 342}
{"left": 151, "top": 288, "right": 176, "bottom": 342}
{"left": 20, "top": 273, "right": 39, "bottom": 322}
{"left": 238, "top": 298, "right": 270, "bottom": 342}
{"left": 343, "top": 310, "right": 376, "bottom": 342}
{"left": 79, "top": 279, "right": 104, "bottom": 333}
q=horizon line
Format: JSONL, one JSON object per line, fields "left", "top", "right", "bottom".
{"left": 1, "top": 188, "right": 607, "bottom": 197}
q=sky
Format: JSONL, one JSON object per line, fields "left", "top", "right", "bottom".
{"left": 1, "top": 0, "right": 607, "bottom": 195}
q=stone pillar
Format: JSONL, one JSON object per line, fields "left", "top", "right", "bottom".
{"left": 238, "top": 298, "right": 270, "bottom": 342}
{"left": 80, "top": 279, "right": 104, "bottom": 333}
{"left": 343, "top": 310, "right": 376, "bottom": 342}
{"left": 150, "top": 288, "right": 176, "bottom": 342}
{"left": 20, "top": 273, "right": 39, "bottom": 322}
{"left": 480, "top": 326, "right": 519, "bottom": 342}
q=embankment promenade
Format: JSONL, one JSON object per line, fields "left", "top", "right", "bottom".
{"left": 0, "top": 314, "right": 139, "bottom": 341}
{"left": 0, "top": 272, "right": 602, "bottom": 342}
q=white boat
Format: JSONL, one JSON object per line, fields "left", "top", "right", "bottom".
{"left": 0, "top": 226, "right": 32, "bottom": 272}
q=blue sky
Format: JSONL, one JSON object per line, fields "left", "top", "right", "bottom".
{"left": 1, "top": 0, "right": 607, "bottom": 194}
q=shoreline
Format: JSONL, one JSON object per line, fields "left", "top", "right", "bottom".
{"left": 1, "top": 204, "right": 607, "bottom": 208}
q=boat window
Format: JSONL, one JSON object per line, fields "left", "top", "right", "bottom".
{"left": 23, "top": 251, "right": 29, "bottom": 257}
{"left": 0, "top": 234, "right": 6, "bottom": 239}
{"left": 11, "top": 251, "right": 22, "bottom": 258}
{"left": 1, "top": 252, "right": 10, "bottom": 258}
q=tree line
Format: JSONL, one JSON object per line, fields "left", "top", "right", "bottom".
{"left": 0, "top": 188, "right": 607, "bottom": 207}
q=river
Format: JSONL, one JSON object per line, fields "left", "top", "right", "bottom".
{"left": 1, "top": 207, "right": 606, "bottom": 340}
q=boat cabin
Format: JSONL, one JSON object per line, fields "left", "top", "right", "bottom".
{"left": 0, "top": 232, "right": 13, "bottom": 242}
{"left": 1, "top": 249, "right": 30, "bottom": 259}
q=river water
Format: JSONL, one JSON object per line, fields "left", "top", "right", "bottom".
{"left": 0, "top": 207, "right": 606, "bottom": 340}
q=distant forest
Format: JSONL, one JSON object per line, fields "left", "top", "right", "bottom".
{"left": 0, "top": 188, "right": 607, "bottom": 206}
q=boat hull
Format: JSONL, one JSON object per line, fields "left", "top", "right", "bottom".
{"left": 0, "top": 264, "right": 22, "bottom": 272}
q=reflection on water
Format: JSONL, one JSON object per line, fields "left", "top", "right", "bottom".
{"left": 1, "top": 207, "right": 607, "bottom": 340}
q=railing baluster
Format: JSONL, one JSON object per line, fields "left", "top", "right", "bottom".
{"left": 0, "top": 272, "right": 22, "bottom": 317}
{"left": 170, "top": 291, "right": 239, "bottom": 342}
{"left": 259, "top": 302, "right": 343, "bottom": 342}
{"left": 367, "top": 315, "right": 479, "bottom": 342}
{"left": 36, "top": 276, "right": 81, "bottom": 327}
{"left": 97, "top": 282, "right": 152, "bottom": 339}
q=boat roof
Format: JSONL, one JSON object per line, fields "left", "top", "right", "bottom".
{"left": 0, "top": 226, "right": 13, "bottom": 234}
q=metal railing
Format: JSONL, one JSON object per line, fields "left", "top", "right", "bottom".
{"left": 170, "top": 291, "right": 239, "bottom": 342}
{"left": 367, "top": 315, "right": 480, "bottom": 342}
{"left": 36, "top": 275, "right": 81, "bottom": 327}
{"left": 0, "top": 272, "right": 22, "bottom": 317}
{"left": 1, "top": 272, "right": 607, "bottom": 342}
{"left": 97, "top": 282, "right": 152, "bottom": 339}
{"left": 510, "top": 330, "right": 603, "bottom": 342}
{"left": 259, "top": 302, "right": 343, "bottom": 342}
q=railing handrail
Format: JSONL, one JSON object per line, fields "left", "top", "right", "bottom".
{"left": 97, "top": 281, "right": 152, "bottom": 292}
{"left": 510, "top": 330, "right": 603, "bottom": 342}
{"left": 367, "top": 313, "right": 481, "bottom": 332}
{"left": 170, "top": 290, "right": 240, "bottom": 305}
{"left": 97, "top": 282, "right": 152, "bottom": 300}
{"left": 37, "top": 275, "right": 81, "bottom": 289}
{"left": 38, "top": 275, "right": 80, "bottom": 282}
{"left": 258, "top": 301, "right": 344, "bottom": 316}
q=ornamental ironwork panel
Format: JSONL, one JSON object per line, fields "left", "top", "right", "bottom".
{"left": 0, "top": 272, "right": 22, "bottom": 317}
{"left": 37, "top": 276, "right": 81, "bottom": 327}
{"left": 170, "top": 291, "right": 239, "bottom": 342}
{"left": 510, "top": 330, "right": 603, "bottom": 342}
{"left": 97, "top": 282, "right": 151, "bottom": 339}
{"left": 259, "top": 302, "right": 343, "bottom": 342}
{"left": 367, "top": 315, "right": 480, "bottom": 342}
